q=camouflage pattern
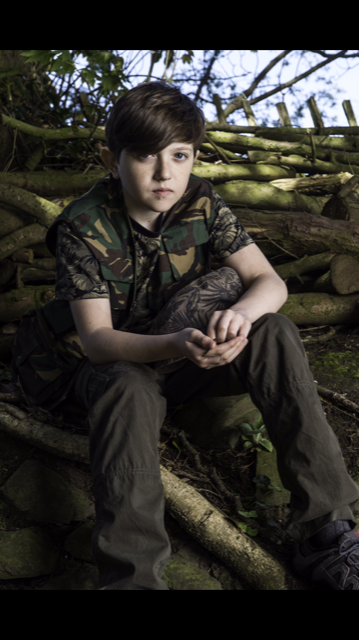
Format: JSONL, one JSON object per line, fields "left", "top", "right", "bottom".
{"left": 11, "top": 174, "right": 254, "bottom": 410}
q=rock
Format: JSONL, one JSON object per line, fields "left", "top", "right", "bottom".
{"left": 0, "top": 527, "right": 57, "bottom": 579}
{"left": 0, "top": 460, "right": 94, "bottom": 524}
{"left": 255, "top": 448, "right": 290, "bottom": 507}
{"left": 172, "top": 393, "right": 261, "bottom": 449}
{"left": 38, "top": 564, "right": 99, "bottom": 590}
{"left": 64, "top": 522, "right": 94, "bottom": 561}
{"left": 163, "top": 545, "right": 223, "bottom": 590}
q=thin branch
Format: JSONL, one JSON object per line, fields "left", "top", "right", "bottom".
{"left": 244, "top": 50, "right": 293, "bottom": 99}
{"left": 221, "top": 50, "right": 349, "bottom": 121}
{"left": 193, "top": 50, "right": 221, "bottom": 102}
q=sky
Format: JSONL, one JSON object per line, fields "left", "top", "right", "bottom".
{"left": 153, "top": 50, "right": 359, "bottom": 129}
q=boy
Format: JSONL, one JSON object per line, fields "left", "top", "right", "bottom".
{"left": 16, "top": 82, "right": 359, "bottom": 590}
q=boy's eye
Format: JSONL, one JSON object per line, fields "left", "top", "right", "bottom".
{"left": 174, "top": 153, "right": 188, "bottom": 160}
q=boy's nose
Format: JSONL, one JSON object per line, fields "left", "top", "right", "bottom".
{"left": 154, "top": 158, "right": 171, "bottom": 181}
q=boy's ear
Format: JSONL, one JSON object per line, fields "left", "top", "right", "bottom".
{"left": 100, "top": 147, "right": 120, "bottom": 178}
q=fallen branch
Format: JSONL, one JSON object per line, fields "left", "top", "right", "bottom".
{"left": 0, "top": 224, "right": 47, "bottom": 263}
{"left": 193, "top": 163, "right": 295, "bottom": 183}
{"left": 0, "top": 401, "right": 292, "bottom": 590}
{"left": 0, "top": 170, "right": 106, "bottom": 198}
{"left": 270, "top": 173, "right": 352, "bottom": 194}
{"left": 316, "top": 384, "right": 359, "bottom": 417}
{"left": 0, "top": 184, "right": 61, "bottom": 228}
{"left": 214, "top": 181, "right": 330, "bottom": 215}
{"left": 1, "top": 114, "right": 106, "bottom": 142}
{"left": 279, "top": 292, "right": 359, "bottom": 325}
{"left": 231, "top": 209, "right": 359, "bottom": 260}
{"left": 248, "top": 150, "right": 359, "bottom": 176}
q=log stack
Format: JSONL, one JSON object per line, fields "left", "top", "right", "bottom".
{"left": 1, "top": 96, "right": 359, "bottom": 340}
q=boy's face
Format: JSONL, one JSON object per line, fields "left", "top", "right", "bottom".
{"left": 101, "top": 142, "right": 199, "bottom": 217}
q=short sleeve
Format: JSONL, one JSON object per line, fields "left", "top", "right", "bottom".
{"left": 55, "top": 222, "right": 110, "bottom": 300}
{"left": 208, "top": 191, "right": 255, "bottom": 263}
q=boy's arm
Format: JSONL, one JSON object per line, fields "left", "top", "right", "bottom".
{"left": 69, "top": 298, "right": 180, "bottom": 365}
{"left": 69, "top": 298, "right": 217, "bottom": 366}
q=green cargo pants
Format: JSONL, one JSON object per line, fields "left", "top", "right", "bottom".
{"left": 68, "top": 312, "right": 359, "bottom": 590}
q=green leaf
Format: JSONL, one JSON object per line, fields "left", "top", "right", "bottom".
{"left": 246, "top": 526, "right": 259, "bottom": 536}
{"left": 238, "top": 510, "right": 258, "bottom": 518}
{"left": 271, "top": 485, "right": 282, "bottom": 492}
{"left": 243, "top": 441, "right": 252, "bottom": 451}
{"left": 172, "top": 440, "right": 182, "bottom": 454}
{"left": 253, "top": 414, "right": 264, "bottom": 430}
{"left": 237, "top": 522, "right": 248, "bottom": 533}
{"left": 258, "top": 438, "right": 273, "bottom": 453}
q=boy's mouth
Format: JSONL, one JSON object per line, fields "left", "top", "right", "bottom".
{"left": 152, "top": 189, "right": 173, "bottom": 197}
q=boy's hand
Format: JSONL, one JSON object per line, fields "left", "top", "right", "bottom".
{"left": 206, "top": 309, "right": 252, "bottom": 345}
{"left": 174, "top": 326, "right": 248, "bottom": 370}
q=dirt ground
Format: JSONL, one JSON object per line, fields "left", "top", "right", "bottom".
{"left": 0, "top": 322, "right": 358, "bottom": 590}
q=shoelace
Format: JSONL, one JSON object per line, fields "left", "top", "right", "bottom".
{"left": 339, "top": 537, "right": 359, "bottom": 566}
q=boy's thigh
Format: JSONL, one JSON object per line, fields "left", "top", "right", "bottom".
{"left": 163, "top": 358, "right": 248, "bottom": 411}
{"left": 70, "top": 358, "right": 165, "bottom": 412}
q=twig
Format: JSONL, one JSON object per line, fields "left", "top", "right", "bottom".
{"left": 316, "top": 383, "right": 359, "bottom": 417}
{"left": 301, "top": 324, "right": 347, "bottom": 343}
{"left": 205, "top": 134, "right": 230, "bottom": 164}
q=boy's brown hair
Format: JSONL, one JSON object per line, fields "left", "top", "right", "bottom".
{"left": 105, "top": 81, "right": 206, "bottom": 160}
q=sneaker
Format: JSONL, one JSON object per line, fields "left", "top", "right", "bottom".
{"left": 294, "top": 530, "right": 359, "bottom": 590}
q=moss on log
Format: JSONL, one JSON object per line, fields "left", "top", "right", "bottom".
{"left": 192, "top": 164, "right": 295, "bottom": 183}
{"left": 255, "top": 129, "right": 359, "bottom": 152}
{"left": 278, "top": 292, "right": 359, "bottom": 325}
{"left": 321, "top": 175, "right": 359, "bottom": 223}
{"left": 0, "top": 207, "right": 33, "bottom": 241}
{"left": 270, "top": 173, "right": 352, "bottom": 195}
{"left": 0, "top": 224, "right": 47, "bottom": 262}
{"left": 274, "top": 252, "right": 336, "bottom": 280}
{"left": 0, "top": 169, "right": 106, "bottom": 197}
{"left": 214, "top": 181, "right": 330, "bottom": 215}
{"left": 299, "top": 255, "right": 359, "bottom": 295}
{"left": 231, "top": 208, "right": 359, "bottom": 260}
{"left": 248, "top": 150, "right": 359, "bottom": 176}
{"left": 0, "top": 184, "right": 61, "bottom": 227}
{"left": 0, "top": 285, "right": 55, "bottom": 322}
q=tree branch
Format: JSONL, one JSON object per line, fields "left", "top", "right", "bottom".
{"left": 244, "top": 50, "right": 293, "bottom": 99}
{"left": 221, "top": 50, "right": 349, "bottom": 121}
{"left": 1, "top": 114, "right": 106, "bottom": 142}
{"left": 194, "top": 50, "right": 221, "bottom": 102}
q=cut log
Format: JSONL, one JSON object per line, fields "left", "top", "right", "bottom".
{"left": 321, "top": 175, "right": 359, "bottom": 223}
{"left": 273, "top": 252, "right": 335, "bottom": 281}
{"left": 0, "top": 224, "right": 47, "bottom": 263}
{"left": 278, "top": 292, "right": 359, "bottom": 325}
{"left": 192, "top": 164, "right": 295, "bottom": 183}
{"left": 214, "top": 181, "right": 330, "bottom": 215}
{"left": 31, "top": 257, "right": 56, "bottom": 270}
{"left": 270, "top": 173, "right": 352, "bottom": 195}
{"left": 0, "top": 285, "right": 55, "bottom": 322}
{"left": 0, "top": 184, "right": 61, "bottom": 228}
{"left": 247, "top": 150, "right": 359, "bottom": 176}
{"left": 298, "top": 255, "right": 359, "bottom": 295}
{"left": 0, "top": 169, "right": 106, "bottom": 198}
{"left": 0, "top": 402, "right": 292, "bottom": 590}
{"left": 231, "top": 208, "right": 359, "bottom": 260}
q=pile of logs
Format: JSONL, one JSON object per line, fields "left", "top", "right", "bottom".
{"left": 1, "top": 96, "right": 359, "bottom": 357}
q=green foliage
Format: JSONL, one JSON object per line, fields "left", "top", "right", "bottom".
{"left": 239, "top": 415, "right": 273, "bottom": 453}
{"left": 252, "top": 475, "right": 282, "bottom": 493}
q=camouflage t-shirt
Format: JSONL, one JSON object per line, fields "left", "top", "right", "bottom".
{"left": 55, "top": 190, "right": 255, "bottom": 337}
